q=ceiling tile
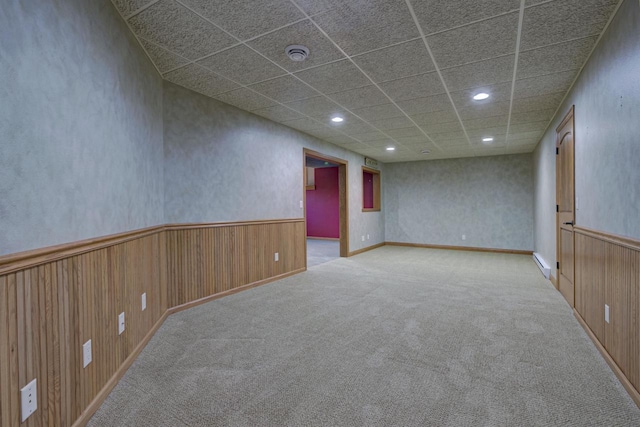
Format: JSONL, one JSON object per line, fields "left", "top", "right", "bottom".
{"left": 372, "top": 116, "right": 415, "bottom": 131}
{"left": 441, "top": 55, "right": 514, "bottom": 92}
{"left": 140, "top": 39, "right": 189, "bottom": 73}
{"left": 385, "top": 127, "right": 424, "bottom": 138}
{"left": 252, "top": 105, "right": 304, "bottom": 121}
{"left": 305, "top": 126, "right": 343, "bottom": 139}
{"left": 113, "top": 0, "right": 155, "bottom": 17}
{"left": 340, "top": 121, "right": 377, "bottom": 135}
{"left": 128, "top": 0, "right": 236, "bottom": 60}
{"left": 422, "top": 121, "right": 463, "bottom": 134}
{"left": 325, "top": 135, "right": 360, "bottom": 145}
{"left": 280, "top": 117, "right": 327, "bottom": 131}
{"left": 472, "top": 135, "right": 508, "bottom": 145}
{"left": 284, "top": 96, "right": 345, "bottom": 118}
{"left": 520, "top": 0, "right": 619, "bottom": 51}
{"left": 379, "top": 72, "right": 446, "bottom": 102}
{"left": 508, "top": 130, "right": 544, "bottom": 142}
{"left": 410, "top": 109, "right": 459, "bottom": 127}
{"left": 248, "top": 76, "right": 318, "bottom": 103}
{"left": 509, "top": 121, "right": 548, "bottom": 133}
{"left": 427, "top": 12, "right": 519, "bottom": 69}
{"left": 197, "top": 45, "right": 285, "bottom": 85}
{"left": 349, "top": 131, "right": 389, "bottom": 142}
{"left": 394, "top": 136, "right": 431, "bottom": 145}
{"left": 412, "top": 0, "right": 521, "bottom": 34}
{"left": 247, "top": 20, "right": 345, "bottom": 72}
{"left": 310, "top": 0, "right": 419, "bottom": 56}
{"left": 514, "top": 69, "right": 577, "bottom": 98}
{"left": 510, "top": 109, "right": 555, "bottom": 124}
{"left": 396, "top": 94, "right": 452, "bottom": 115}
{"left": 517, "top": 36, "right": 598, "bottom": 79}
{"left": 506, "top": 144, "right": 537, "bottom": 153}
{"left": 457, "top": 101, "right": 511, "bottom": 120}
{"left": 328, "top": 86, "right": 390, "bottom": 109}
{"left": 351, "top": 104, "right": 405, "bottom": 121}
{"left": 179, "top": 0, "right": 305, "bottom": 40}
{"left": 213, "top": 88, "right": 278, "bottom": 111}
{"left": 431, "top": 131, "right": 468, "bottom": 143}
{"left": 295, "top": 60, "right": 371, "bottom": 94}
{"left": 511, "top": 92, "right": 565, "bottom": 113}
{"left": 164, "top": 64, "right": 239, "bottom": 96}
{"left": 463, "top": 115, "right": 508, "bottom": 130}
{"left": 351, "top": 39, "right": 435, "bottom": 83}
{"left": 450, "top": 82, "right": 513, "bottom": 109}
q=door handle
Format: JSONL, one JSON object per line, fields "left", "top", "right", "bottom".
{"left": 563, "top": 221, "right": 574, "bottom": 226}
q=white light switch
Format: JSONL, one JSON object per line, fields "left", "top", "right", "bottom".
{"left": 83, "top": 340, "right": 92, "bottom": 368}
{"left": 119, "top": 312, "right": 125, "bottom": 335}
{"left": 21, "top": 378, "right": 37, "bottom": 422}
{"left": 141, "top": 293, "right": 147, "bottom": 311}
{"left": 361, "top": 235, "right": 365, "bottom": 241}
{"left": 299, "top": 200, "right": 303, "bottom": 208}
{"left": 367, "top": 234, "right": 370, "bottom": 240}
{"left": 274, "top": 252, "right": 279, "bottom": 262}
{"left": 605, "top": 304, "right": 610, "bottom": 323}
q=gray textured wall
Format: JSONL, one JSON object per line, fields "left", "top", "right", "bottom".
{"left": 163, "top": 82, "right": 384, "bottom": 252}
{"left": 0, "top": 1, "right": 164, "bottom": 256}
{"left": 385, "top": 154, "right": 533, "bottom": 251}
{"left": 533, "top": 0, "right": 640, "bottom": 273}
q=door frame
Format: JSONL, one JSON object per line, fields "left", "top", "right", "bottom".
{"left": 303, "top": 148, "right": 349, "bottom": 258}
{"left": 555, "top": 105, "right": 575, "bottom": 305}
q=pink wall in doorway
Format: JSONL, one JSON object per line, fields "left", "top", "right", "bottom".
{"left": 306, "top": 167, "right": 339, "bottom": 238}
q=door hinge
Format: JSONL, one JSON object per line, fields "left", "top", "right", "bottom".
{"left": 556, "top": 147, "right": 559, "bottom": 155}
{"left": 557, "top": 262, "right": 560, "bottom": 270}
{"left": 556, "top": 204, "right": 559, "bottom": 212}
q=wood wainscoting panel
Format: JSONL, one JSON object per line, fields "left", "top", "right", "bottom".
{"left": 0, "top": 231, "right": 166, "bottom": 427}
{"left": 574, "top": 226, "right": 640, "bottom": 405}
{"left": 166, "top": 220, "right": 306, "bottom": 308}
{"left": 574, "top": 232, "right": 606, "bottom": 343}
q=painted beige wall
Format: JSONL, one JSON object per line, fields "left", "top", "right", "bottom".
{"left": 163, "top": 82, "right": 385, "bottom": 253}
{"left": 533, "top": 0, "right": 640, "bottom": 274}
{"left": 384, "top": 154, "right": 534, "bottom": 251}
{"left": 0, "top": 0, "right": 165, "bottom": 256}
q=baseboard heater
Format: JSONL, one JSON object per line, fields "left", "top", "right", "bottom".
{"left": 533, "top": 252, "right": 550, "bottom": 279}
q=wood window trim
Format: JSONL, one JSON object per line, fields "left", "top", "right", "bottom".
{"left": 362, "top": 166, "right": 381, "bottom": 212}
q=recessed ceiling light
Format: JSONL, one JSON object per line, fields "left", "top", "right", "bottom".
{"left": 482, "top": 137, "right": 494, "bottom": 143}
{"left": 473, "top": 92, "right": 490, "bottom": 101}
{"left": 331, "top": 116, "right": 344, "bottom": 123}
{"left": 421, "top": 149, "right": 431, "bottom": 154}
{"left": 386, "top": 147, "right": 395, "bottom": 151}
{"left": 285, "top": 45, "right": 309, "bottom": 62}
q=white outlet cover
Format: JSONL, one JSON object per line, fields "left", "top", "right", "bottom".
{"left": 367, "top": 234, "right": 370, "bottom": 240}
{"left": 299, "top": 200, "right": 303, "bottom": 208}
{"left": 83, "top": 340, "right": 92, "bottom": 368}
{"left": 141, "top": 293, "right": 147, "bottom": 311}
{"left": 605, "top": 304, "right": 610, "bottom": 323}
{"left": 21, "top": 378, "right": 37, "bottom": 422}
{"left": 274, "top": 252, "right": 279, "bottom": 262}
{"left": 119, "top": 312, "right": 125, "bottom": 335}
{"left": 361, "top": 235, "right": 365, "bottom": 241}
{"left": 462, "top": 235, "right": 466, "bottom": 240}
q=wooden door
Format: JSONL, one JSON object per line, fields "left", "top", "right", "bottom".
{"left": 556, "top": 106, "right": 575, "bottom": 307}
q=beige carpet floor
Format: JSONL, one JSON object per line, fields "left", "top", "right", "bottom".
{"left": 88, "top": 246, "right": 640, "bottom": 426}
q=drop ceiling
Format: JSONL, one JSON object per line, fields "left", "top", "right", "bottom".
{"left": 112, "top": 0, "right": 620, "bottom": 162}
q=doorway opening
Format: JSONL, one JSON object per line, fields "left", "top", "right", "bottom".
{"left": 303, "top": 149, "right": 349, "bottom": 267}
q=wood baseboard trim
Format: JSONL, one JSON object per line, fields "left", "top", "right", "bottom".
{"left": 549, "top": 274, "right": 558, "bottom": 288}
{"left": 574, "top": 309, "right": 640, "bottom": 408}
{"left": 72, "top": 310, "right": 169, "bottom": 427}
{"left": 348, "top": 242, "right": 385, "bottom": 257}
{"left": 384, "top": 242, "right": 532, "bottom": 255}
{"left": 306, "top": 236, "right": 340, "bottom": 241}
{"left": 168, "top": 267, "right": 307, "bottom": 315}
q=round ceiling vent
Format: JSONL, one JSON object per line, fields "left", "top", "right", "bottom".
{"left": 285, "top": 45, "right": 309, "bottom": 62}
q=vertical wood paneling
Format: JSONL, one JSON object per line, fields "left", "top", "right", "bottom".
{"left": 0, "top": 221, "right": 305, "bottom": 426}
{"left": 574, "top": 227, "right": 640, "bottom": 404}
{"left": 166, "top": 220, "right": 306, "bottom": 308}
{"left": 0, "top": 230, "right": 167, "bottom": 427}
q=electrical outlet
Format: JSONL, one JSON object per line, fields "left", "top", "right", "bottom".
{"left": 119, "top": 312, "right": 125, "bottom": 335}
{"left": 274, "top": 252, "right": 279, "bottom": 262}
{"left": 605, "top": 304, "right": 610, "bottom": 323}
{"left": 367, "top": 234, "right": 370, "bottom": 240}
{"left": 299, "top": 200, "right": 303, "bottom": 208}
{"left": 83, "top": 340, "right": 92, "bottom": 368}
{"left": 21, "top": 378, "right": 37, "bottom": 422}
{"left": 462, "top": 234, "right": 466, "bottom": 240}
{"left": 361, "top": 235, "right": 365, "bottom": 241}
{"left": 141, "top": 293, "right": 147, "bottom": 311}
